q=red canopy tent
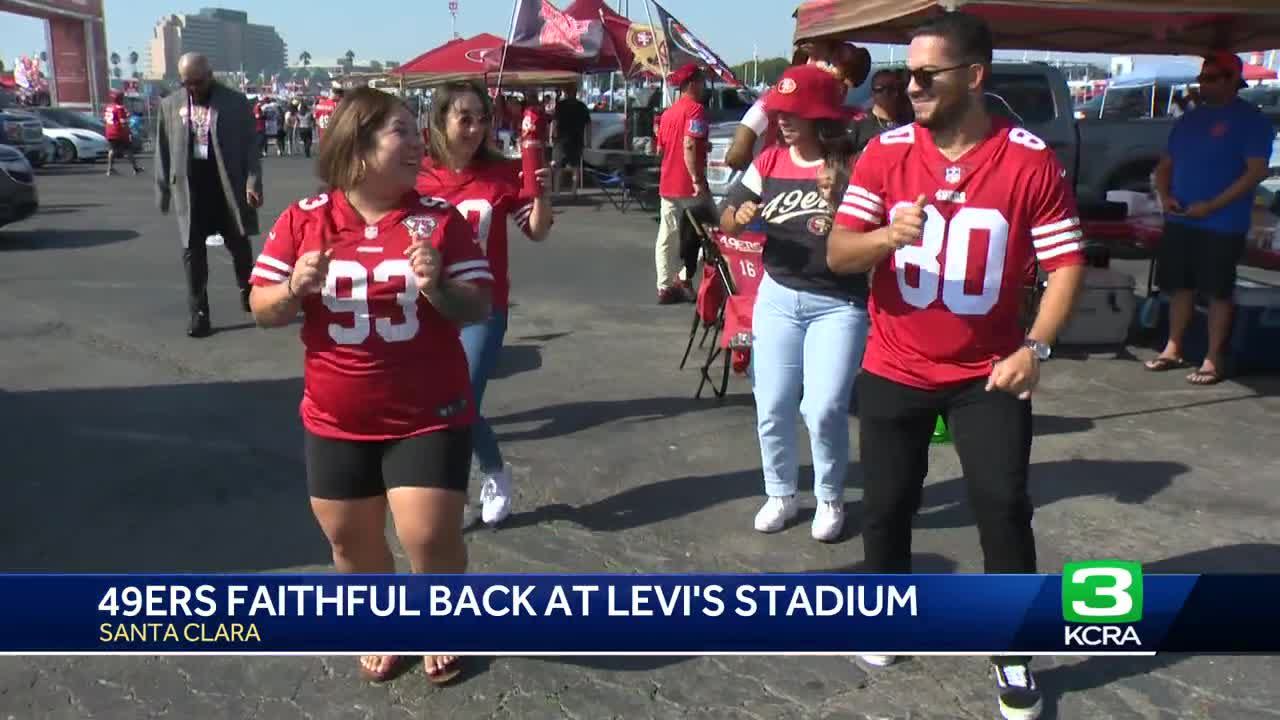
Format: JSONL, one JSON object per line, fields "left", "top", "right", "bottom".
{"left": 390, "top": 33, "right": 579, "bottom": 86}
{"left": 793, "top": 0, "right": 1280, "bottom": 54}
{"left": 1244, "top": 63, "right": 1278, "bottom": 82}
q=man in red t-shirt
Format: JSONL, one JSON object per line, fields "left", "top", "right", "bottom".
{"left": 653, "top": 63, "right": 711, "bottom": 304}
{"left": 313, "top": 85, "right": 343, "bottom": 145}
{"left": 103, "top": 91, "right": 141, "bottom": 176}
{"left": 826, "top": 13, "right": 1085, "bottom": 718}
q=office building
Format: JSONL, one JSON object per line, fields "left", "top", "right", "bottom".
{"left": 147, "top": 8, "right": 286, "bottom": 80}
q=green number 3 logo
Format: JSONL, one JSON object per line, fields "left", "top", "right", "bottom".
{"left": 1062, "top": 561, "right": 1144, "bottom": 624}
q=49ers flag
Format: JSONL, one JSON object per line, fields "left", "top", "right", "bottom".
{"left": 509, "top": 0, "right": 605, "bottom": 58}
{"left": 649, "top": 0, "right": 740, "bottom": 87}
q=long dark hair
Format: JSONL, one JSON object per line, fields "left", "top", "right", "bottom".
{"left": 815, "top": 118, "right": 855, "bottom": 205}
{"left": 426, "top": 80, "right": 505, "bottom": 168}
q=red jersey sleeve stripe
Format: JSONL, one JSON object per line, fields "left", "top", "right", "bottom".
{"left": 453, "top": 269, "right": 495, "bottom": 283}
{"left": 257, "top": 254, "right": 293, "bottom": 273}
{"left": 1032, "top": 228, "right": 1083, "bottom": 249}
{"left": 446, "top": 259, "right": 490, "bottom": 275}
{"left": 251, "top": 267, "right": 288, "bottom": 283}
{"left": 845, "top": 185, "right": 883, "bottom": 206}
{"left": 837, "top": 205, "right": 882, "bottom": 225}
{"left": 1036, "top": 242, "right": 1083, "bottom": 261}
{"left": 844, "top": 195, "right": 883, "bottom": 214}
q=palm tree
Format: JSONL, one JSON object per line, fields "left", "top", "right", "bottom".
{"left": 112, "top": 66, "right": 122, "bottom": 80}
{"left": 299, "top": 50, "right": 311, "bottom": 68}
{"left": 344, "top": 49, "right": 355, "bottom": 74}
{"left": 109, "top": 51, "right": 120, "bottom": 69}
{"left": 128, "top": 50, "right": 139, "bottom": 78}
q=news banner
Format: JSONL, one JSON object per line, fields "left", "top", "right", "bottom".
{"left": 2, "top": 562, "right": 1277, "bottom": 655}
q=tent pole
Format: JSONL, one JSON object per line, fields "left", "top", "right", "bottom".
{"left": 496, "top": 0, "right": 521, "bottom": 95}
{"left": 641, "top": 0, "right": 668, "bottom": 107}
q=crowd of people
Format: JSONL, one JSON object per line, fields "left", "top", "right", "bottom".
{"left": 144, "top": 5, "right": 1276, "bottom": 713}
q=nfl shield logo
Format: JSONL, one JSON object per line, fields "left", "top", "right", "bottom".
{"left": 945, "top": 166, "right": 962, "bottom": 184}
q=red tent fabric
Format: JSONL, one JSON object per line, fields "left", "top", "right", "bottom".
{"left": 391, "top": 33, "right": 506, "bottom": 77}
{"left": 1244, "top": 63, "right": 1278, "bottom": 81}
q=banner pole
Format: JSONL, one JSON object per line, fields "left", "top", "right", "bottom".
{"left": 640, "top": 0, "right": 668, "bottom": 107}
{"left": 496, "top": 0, "right": 522, "bottom": 96}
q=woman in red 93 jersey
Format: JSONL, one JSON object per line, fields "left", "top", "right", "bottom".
{"left": 249, "top": 88, "right": 492, "bottom": 685}
{"left": 416, "top": 81, "right": 553, "bottom": 528}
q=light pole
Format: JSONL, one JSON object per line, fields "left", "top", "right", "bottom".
{"left": 449, "top": 0, "right": 459, "bottom": 38}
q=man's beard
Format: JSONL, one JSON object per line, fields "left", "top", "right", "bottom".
{"left": 916, "top": 92, "right": 972, "bottom": 133}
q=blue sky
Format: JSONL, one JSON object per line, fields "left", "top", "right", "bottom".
{"left": 1, "top": 0, "right": 1196, "bottom": 73}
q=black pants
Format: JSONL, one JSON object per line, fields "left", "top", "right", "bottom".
{"left": 857, "top": 371, "right": 1036, "bottom": 574}
{"left": 298, "top": 128, "right": 313, "bottom": 158}
{"left": 183, "top": 179, "right": 252, "bottom": 316}
{"left": 675, "top": 197, "right": 714, "bottom": 284}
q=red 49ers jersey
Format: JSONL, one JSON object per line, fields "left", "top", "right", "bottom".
{"left": 415, "top": 157, "right": 538, "bottom": 311}
{"left": 313, "top": 96, "right": 338, "bottom": 138}
{"left": 835, "top": 120, "right": 1084, "bottom": 390}
{"left": 251, "top": 190, "right": 493, "bottom": 440}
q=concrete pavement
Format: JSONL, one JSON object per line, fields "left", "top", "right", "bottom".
{"left": 1, "top": 155, "right": 1279, "bottom": 719}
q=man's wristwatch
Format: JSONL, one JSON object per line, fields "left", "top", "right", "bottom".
{"left": 1023, "top": 338, "right": 1052, "bottom": 362}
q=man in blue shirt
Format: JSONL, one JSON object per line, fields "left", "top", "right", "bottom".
{"left": 1148, "top": 50, "right": 1276, "bottom": 385}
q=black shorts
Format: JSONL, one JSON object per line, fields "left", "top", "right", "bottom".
{"left": 304, "top": 427, "right": 472, "bottom": 500}
{"left": 554, "top": 139, "right": 583, "bottom": 166}
{"left": 1155, "top": 221, "right": 1246, "bottom": 300}
{"left": 109, "top": 139, "right": 131, "bottom": 153}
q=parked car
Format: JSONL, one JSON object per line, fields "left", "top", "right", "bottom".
{"left": 30, "top": 106, "right": 108, "bottom": 137}
{"left": 0, "top": 144, "right": 37, "bottom": 230}
{"left": 708, "top": 62, "right": 1172, "bottom": 207}
{"left": 589, "top": 85, "right": 758, "bottom": 151}
{"left": 0, "top": 108, "right": 50, "bottom": 168}
{"left": 36, "top": 113, "right": 109, "bottom": 163}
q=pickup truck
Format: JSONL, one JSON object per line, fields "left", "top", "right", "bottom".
{"left": 0, "top": 108, "right": 50, "bottom": 168}
{"left": 589, "top": 85, "right": 758, "bottom": 151}
{"left": 708, "top": 62, "right": 1171, "bottom": 209}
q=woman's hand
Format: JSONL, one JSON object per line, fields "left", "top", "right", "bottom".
{"left": 289, "top": 246, "right": 334, "bottom": 296}
{"left": 734, "top": 201, "right": 760, "bottom": 228}
{"left": 406, "top": 237, "right": 442, "bottom": 295}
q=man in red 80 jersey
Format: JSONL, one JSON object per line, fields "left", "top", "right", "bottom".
{"left": 827, "top": 14, "right": 1085, "bottom": 719}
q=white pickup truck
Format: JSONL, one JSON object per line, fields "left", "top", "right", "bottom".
{"left": 588, "top": 86, "right": 759, "bottom": 151}
{"left": 707, "top": 62, "right": 1173, "bottom": 209}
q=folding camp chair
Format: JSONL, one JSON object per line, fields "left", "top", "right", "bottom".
{"left": 679, "top": 221, "right": 733, "bottom": 371}
{"left": 583, "top": 165, "right": 633, "bottom": 212}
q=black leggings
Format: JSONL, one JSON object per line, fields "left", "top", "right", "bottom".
{"left": 856, "top": 371, "right": 1036, "bottom": 574}
{"left": 304, "top": 427, "right": 472, "bottom": 500}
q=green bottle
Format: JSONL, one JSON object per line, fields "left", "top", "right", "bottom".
{"left": 931, "top": 415, "right": 951, "bottom": 444}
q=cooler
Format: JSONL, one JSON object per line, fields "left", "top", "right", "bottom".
{"left": 1055, "top": 268, "right": 1137, "bottom": 346}
{"left": 1156, "top": 279, "right": 1280, "bottom": 374}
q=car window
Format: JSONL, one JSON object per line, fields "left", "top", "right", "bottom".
{"left": 1101, "top": 86, "right": 1154, "bottom": 120}
{"left": 988, "top": 73, "right": 1056, "bottom": 125}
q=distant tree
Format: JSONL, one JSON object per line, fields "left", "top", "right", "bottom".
{"left": 730, "top": 56, "right": 790, "bottom": 87}
{"left": 299, "top": 50, "right": 312, "bottom": 67}
{"left": 344, "top": 49, "right": 355, "bottom": 73}
{"left": 110, "top": 51, "right": 121, "bottom": 68}
{"left": 368, "top": 60, "right": 383, "bottom": 72}
{"left": 385, "top": 61, "right": 400, "bottom": 70}
{"left": 112, "top": 66, "right": 122, "bottom": 79}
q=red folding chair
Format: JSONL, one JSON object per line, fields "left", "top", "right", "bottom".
{"left": 682, "top": 211, "right": 765, "bottom": 401}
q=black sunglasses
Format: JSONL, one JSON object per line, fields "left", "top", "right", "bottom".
{"left": 906, "top": 63, "right": 972, "bottom": 89}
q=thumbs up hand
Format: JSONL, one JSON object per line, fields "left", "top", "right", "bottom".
{"left": 289, "top": 237, "right": 334, "bottom": 297}
{"left": 405, "top": 234, "right": 442, "bottom": 295}
{"left": 887, "top": 194, "right": 928, "bottom": 251}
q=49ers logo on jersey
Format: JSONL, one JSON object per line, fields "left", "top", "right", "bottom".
{"left": 807, "top": 215, "right": 833, "bottom": 235}
{"left": 760, "top": 188, "right": 828, "bottom": 225}
{"left": 403, "top": 215, "right": 437, "bottom": 241}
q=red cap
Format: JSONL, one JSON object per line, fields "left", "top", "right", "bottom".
{"left": 765, "top": 64, "right": 848, "bottom": 121}
{"left": 109, "top": 90, "right": 125, "bottom": 103}
{"left": 1202, "top": 50, "right": 1247, "bottom": 89}
{"left": 668, "top": 62, "right": 703, "bottom": 88}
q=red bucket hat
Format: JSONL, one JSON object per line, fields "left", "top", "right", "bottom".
{"left": 668, "top": 62, "right": 703, "bottom": 88}
{"left": 765, "top": 64, "right": 848, "bottom": 121}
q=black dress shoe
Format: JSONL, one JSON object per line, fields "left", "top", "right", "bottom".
{"left": 240, "top": 288, "right": 252, "bottom": 313}
{"left": 188, "top": 312, "right": 211, "bottom": 338}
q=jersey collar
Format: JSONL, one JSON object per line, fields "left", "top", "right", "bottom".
{"left": 914, "top": 116, "right": 1014, "bottom": 191}
{"left": 329, "top": 189, "right": 419, "bottom": 235}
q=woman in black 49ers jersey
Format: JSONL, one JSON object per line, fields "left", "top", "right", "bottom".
{"left": 720, "top": 64, "right": 868, "bottom": 543}
{"left": 249, "top": 88, "right": 493, "bottom": 686}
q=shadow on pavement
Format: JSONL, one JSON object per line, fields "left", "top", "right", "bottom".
{"left": 490, "top": 344, "right": 542, "bottom": 381}
{"left": 0, "top": 228, "right": 139, "bottom": 250}
{"left": 1038, "top": 543, "right": 1280, "bottom": 720}
{"left": 489, "top": 394, "right": 749, "bottom": 443}
{"left": 0, "top": 378, "right": 330, "bottom": 572}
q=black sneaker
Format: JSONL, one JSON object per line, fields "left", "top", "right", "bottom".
{"left": 993, "top": 663, "right": 1042, "bottom": 720}
{"left": 188, "top": 312, "right": 212, "bottom": 338}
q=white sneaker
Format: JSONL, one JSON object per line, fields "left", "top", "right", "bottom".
{"left": 754, "top": 495, "right": 798, "bottom": 533}
{"left": 811, "top": 501, "right": 845, "bottom": 542}
{"left": 859, "top": 655, "right": 898, "bottom": 668}
{"left": 479, "top": 466, "right": 512, "bottom": 526}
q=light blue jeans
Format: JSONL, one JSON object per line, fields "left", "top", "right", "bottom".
{"left": 460, "top": 310, "right": 509, "bottom": 474}
{"left": 750, "top": 273, "right": 869, "bottom": 502}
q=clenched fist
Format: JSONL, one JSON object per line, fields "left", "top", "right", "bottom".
{"left": 406, "top": 237, "right": 442, "bottom": 295}
{"left": 734, "top": 200, "right": 760, "bottom": 228}
{"left": 288, "top": 246, "right": 334, "bottom": 297}
{"left": 887, "top": 194, "right": 928, "bottom": 251}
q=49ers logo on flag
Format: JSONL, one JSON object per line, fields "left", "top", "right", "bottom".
{"left": 536, "top": 0, "right": 592, "bottom": 53}
{"left": 777, "top": 78, "right": 798, "bottom": 95}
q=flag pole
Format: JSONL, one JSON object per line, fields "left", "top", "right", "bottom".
{"left": 601, "top": 7, "right": 631, "bottom": 149}
{"left": 496, "top": 0, "right": 522, "bottom": 96}
{"left": 641, "top": 0, "right": 668, "bottom": 107}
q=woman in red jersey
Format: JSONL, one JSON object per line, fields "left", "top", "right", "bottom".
{"left": 249, "top": 88, "right": 493, "bottom": 685}
{"left": 416, "top": 81, "right": 553, "bottom": 528}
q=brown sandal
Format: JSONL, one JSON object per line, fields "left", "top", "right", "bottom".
{"left": 1144, "top": 356, "right": 1187, "bottom": 372}
{"left": 424, "top": 655, "right": 463, "bottom": 686}
{"left": 358, "top": 655, "right": 407, "bottom": 683}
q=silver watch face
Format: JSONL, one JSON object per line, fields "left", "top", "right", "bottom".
{"left": 1027, "top": 341, "right": 1051, "bottom": 360}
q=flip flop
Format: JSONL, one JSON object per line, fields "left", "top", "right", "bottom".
{"left": 1144, "top": 356, "right": 1188, "bottom": 372}
{"left": 1186, "top": 369, "right": 1225, "bottom": 386}
{"left": 358, "top": 655, "right": 407, "bottom": 683}
{"left": 424, "top": 655, "right": 463, "bottom": 686}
